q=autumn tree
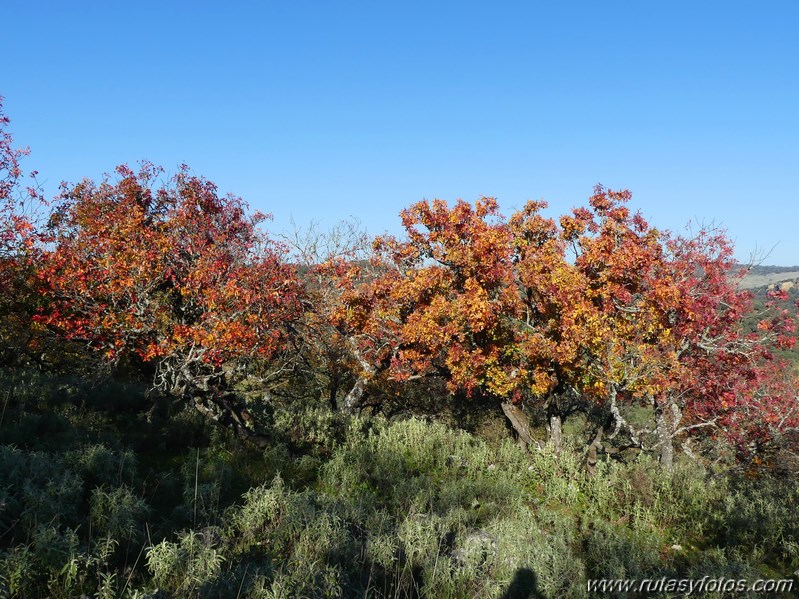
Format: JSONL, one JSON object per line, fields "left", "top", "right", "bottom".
{"left": 553, "top": 188, "right": 684, "bottom": 463}
{"left": 333, "top": 197, "right": 570, "bottom": 443}
{"left": 336, "top": 194, "right": 662, "bottom": 450}
{"left": 560, "top": 187, "right": 798, "bottom": 468}
{"left": 0, "top": 96, "right": 47, "bottom": 366}
{"left": 506, "top": 199, "right": 599, "bottom": 450}
{"left": 661, "top": 236, "right": 799, "bottom": 466}
{"left": 39, "top": 164, "right": 303, "bottom": 446}
{"left": 338, "top": 188, "right": 798, "bottom": 467}
{"left": 334, "top": 194, "right": 664, "bottom": 449}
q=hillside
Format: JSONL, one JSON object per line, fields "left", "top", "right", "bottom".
{"left": 740, "top": 267, "right": 799, "bottom": 290}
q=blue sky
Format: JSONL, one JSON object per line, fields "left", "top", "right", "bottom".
{"left": 3, "top": 1, "right": 798, "bottom": 264}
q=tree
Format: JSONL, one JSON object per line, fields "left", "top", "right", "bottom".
{"left": 280, "top": 219, "right": 376, "bottom": 411}
{"left": 0, "top": 96, "right": 46, "bottom": 365}
{"left": 340, "top": 188, "right": 798, "bottom": 467}
{"left": 338, "top": 193, "right": 663, "bottom": 451}
{"left": 561, "top": 187, "right": 798, "bottom": 468}
{"left": 39, "top": 163, "right": 303, "bottom": 445}
{"left": 335, "top": 197, "right": 567, "bottom": 444}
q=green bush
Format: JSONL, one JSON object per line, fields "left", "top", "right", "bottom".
{"left": 0, "top": 446, "right": 83, "bottom": 538}
{"left": 146, "top": 530, "right": 226, "bottom": 597}
{"left": 180, "top": 447, "right": 235, "bottom": 527}
{"left": 90, "top": 485, "right": 149, "bottom": 546}
{"left": 0, "top": 544, "right": 38, "bottom": 598}
{"left": 65, "top": 444, "right": 138, "bottom": 489}
{"left": 2, "top": 385, "right": 799, "bottom": 598}
{"left": 713, "top": 476, "right": 799, "bottom": 566}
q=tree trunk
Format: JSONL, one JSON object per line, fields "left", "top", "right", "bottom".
{"left": 342, "top": 342, "right": 375, "bottom": 415}
{"left": 547, "top": 412, "right": 563, "bottom": 454}
{"left": 656, "top": 405, "right": 674, "bottom": 471}
{"left": 585, "top": 426, "right": 603, "bottom": 477}
{"left": 328, "top": 379, "right": 339, "bottom": 412}
{"left": 342, "top": 375, "right": 368, "bottom": 415}
{"left": 501, "top": 401, "right": 535, "bottom": 450}
{"left": 193, "top": 392, "right": 271, "bottom": 449}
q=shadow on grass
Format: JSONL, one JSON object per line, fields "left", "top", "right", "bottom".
{"left": 499, "top": 568, "right": 546, "bottom": 599}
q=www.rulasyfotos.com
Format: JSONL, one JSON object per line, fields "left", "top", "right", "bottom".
{"left": 587, "top": 576, "right": 795, "bottom": 595}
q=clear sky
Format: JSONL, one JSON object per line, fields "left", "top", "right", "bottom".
{"left": 3, "top": 1, "right": 798, "bottom": 264}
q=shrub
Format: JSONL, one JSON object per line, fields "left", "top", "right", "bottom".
{"left": 0, "top": 446, "right": 83, "bottom": 538}
{"left": 180, "top": 447, "right": 234, "bottom": 527}
{"left": 90, "top": 485, "right": 149, "bottom": 546}
{"left": 64, "top": 444, "right": 138, "bottom": 489}
{"left": 146, "top": 530, "right": 226, "bottom": 597}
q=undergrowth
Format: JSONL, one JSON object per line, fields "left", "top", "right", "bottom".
{"left": 0, "top": 368, "right": 797, "bottom": 598}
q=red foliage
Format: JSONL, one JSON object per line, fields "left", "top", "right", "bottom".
{"left": 38, "top": 163, "right": 303, "bottom": 394}
{"left": 339, "top": 186, "right": 799, "bottom": 461}
{"left": 4, "top": 92, "right": 796, "bottom": 461}
{"left": 0, "top": 97, "right": 47, "bottom": 363}
{"left": 0, "top": 96, "right": 41, "bottom": 270}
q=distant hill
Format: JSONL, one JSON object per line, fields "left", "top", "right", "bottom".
{"left": 736, "top": 265, "right": 799, "bottom": 367}
{"left": 738, "top": 265, "right": 799, "bottom": 290}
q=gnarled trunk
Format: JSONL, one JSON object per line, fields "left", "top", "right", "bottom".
{"left": 342, "top": 375, "right": 368, "bottom": 415}
{"left": 192, "top": 390, "right": 270, "bottom": 449}
{"left": 341, "top": 341, "right": 376, "bottom": 415}
{"left": 585, "top": 426, "right": 603, "bottom": 477}
{"left": 501, "top": 401, "right": 535, "bottom": 450}
{"left": 545, "top": 381, "right": 580, "bottom": 455}
{"left": 328, "top": 379, "right": 339, "bottom": 412}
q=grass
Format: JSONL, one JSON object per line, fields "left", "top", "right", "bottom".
{"left": 0, "top": 367, "right": 797, "bottom": 597}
